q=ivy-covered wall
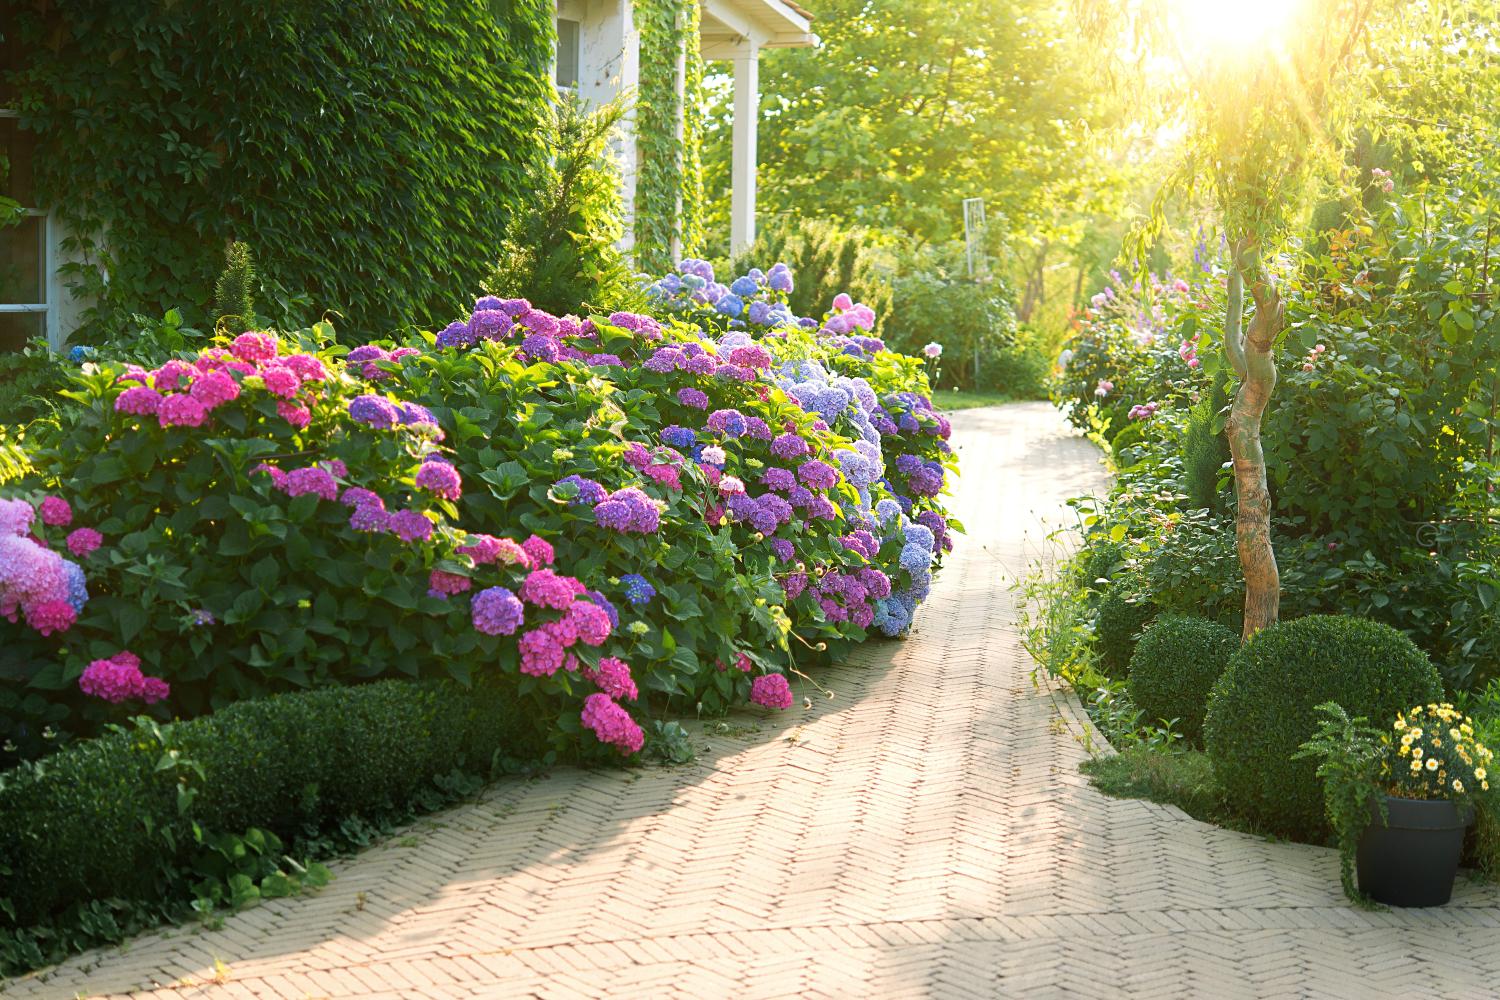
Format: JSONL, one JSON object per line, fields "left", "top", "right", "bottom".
{"left": 633, "top": 0, "right": 706, "bottom": 271}
{"left": 2, "top": 0, "right": 555, "bottom": 340}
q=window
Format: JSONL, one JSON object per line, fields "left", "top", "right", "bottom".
{"left": 0, "top": 111, "right": 51, "bottom": 353}
{"left": 555, "top": 18, "right": 582, "bottom": 90}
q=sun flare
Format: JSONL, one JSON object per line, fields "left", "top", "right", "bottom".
{"left": 1167, "top": 0, "right": 1304, "bottom": 56}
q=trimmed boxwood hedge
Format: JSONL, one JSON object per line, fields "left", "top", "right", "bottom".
{"left": 1203, "top": 615, "right": 1443, "bottom": 839}
{"left": 1095, "top": 589, "right": 1157, "bottom": 679}
{"left": 1128, "top": 615, "right": 1239, "bottom": 745}
{"left": 0, "top": 679, "right": 534, "bottom": 939}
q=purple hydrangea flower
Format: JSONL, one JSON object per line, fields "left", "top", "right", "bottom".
{"left": 349, "top": 394, "right": 400, "bottom": 429}
{"left": 472, "top": 586, "right": 525, "bottom": 635}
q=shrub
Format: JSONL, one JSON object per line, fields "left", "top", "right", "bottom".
{"left": 1127, "top": 616, "right": 1239, "bottom": 744}
{"left": 0, "top": 678, "right": 530, "bottom": 967}
{"left": 213, "top": 242, "right": 258, "bottom": 334}
{"left": 485, "top": 94, "right": 644, "bottom": 317}
{"left": 1094, "top": 588, "right": 1156, "bottom": 679}
{"left": 1180, "top": 383, "right": 1229, "bottom": 511}
{"left": 0, "top": 343, "right": 70, "bottom": 428}
{"left": 1203, "top": 614, "right": 1444, "bottom": 838}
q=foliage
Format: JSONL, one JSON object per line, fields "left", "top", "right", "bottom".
{"left": 0, "top": 342, "right": 70, "bottom": 428}
{"left": 884, "top": 245, "right": 1048, "bottom": 396}
{"left": 1081, "top": 747, "right": 1222, "bottom": 824}
{"left": 213, "top": 242, "right": 258, "bottom": 335}
{"left": 3, "top": 0, "right": 554, "bottom": 339}
{"left": 1127, "top": 616, "right": 1238, "bottom": 746}
{"left": 1180, "top": 378, "right": 1230, "bottom": 510}
{"left": 1291, "top": 703, "right": 1390, "bottom": 903}
{"left": 706, "top": 0, "right": 1124, "bottom": 252}
{"left": 0, "top": 678, "right": 530, "bottom": 974}
{"left": 1203, "top": 615, "right": 1444, "bottom": 839}
{"left": 486, "top": 95, "right": 644, "bottom": 316}
{"left": 1093, "top": 588, "right": 1155, "bottom": 680}
{"left": 634, "top": 0, "right": 706, "bottom": 268}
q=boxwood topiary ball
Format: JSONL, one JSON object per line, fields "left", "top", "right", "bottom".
{"left": 1095, "top": 589, "right": 1157, "bottom": 679}
{"left": 1203, "top": 614, "right": 1443, "bottom": 839}
{"left": 1128, "top": 615, "right": 1239, "bottom": 745}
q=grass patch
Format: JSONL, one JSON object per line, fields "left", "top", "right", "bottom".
{"left": 933, "top": 389, "right": 1016, "bottom": 411}
{"left": 1080, "top": 746, "right": 1275, "bottom": 838}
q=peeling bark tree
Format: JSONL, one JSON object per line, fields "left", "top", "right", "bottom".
{"left": 1222, "top": 248, "right": 1283, "bottom": 637}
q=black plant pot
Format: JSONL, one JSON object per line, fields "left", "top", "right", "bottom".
{"left": 1356, "top": 795, "right": 1473, "bottom": 907}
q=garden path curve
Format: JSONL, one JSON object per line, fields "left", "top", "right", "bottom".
{"left": 9, "top": 402, "right": 1500, "bottom": 1000}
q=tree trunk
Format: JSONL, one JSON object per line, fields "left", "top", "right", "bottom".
{"left": 1222, "top": 255, "right": 1283, "bottom": 639}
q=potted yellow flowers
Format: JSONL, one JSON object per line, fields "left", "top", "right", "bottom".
{"left": 1299, "top": 702, "right": 1494, "bottom": 906}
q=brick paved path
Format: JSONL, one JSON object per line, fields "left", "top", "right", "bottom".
{"left": 10, "top": 402, "right": 1500, "bottom": 1000}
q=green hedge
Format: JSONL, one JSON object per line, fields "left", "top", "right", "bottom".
{"left": 1128, "top": 616, "right": 1239, "bottom": 745}
{"left": 1203, "top": 615, "right": 1443, "bottom": 839}
{"left": 0, "top": 679, "right": 532, "bottom": 940}
{"left": 1095, "top": 589, "right": 1157, "bottom": 680}
{"left": 4, "top": 0, "right": 554, "bottom": 338}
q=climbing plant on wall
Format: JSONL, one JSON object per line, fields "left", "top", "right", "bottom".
{"left": 635, "top": 0, "right": 706, "bottom": 270}
{"left": 2, "top": 0, "right": 555, "bottom": 341}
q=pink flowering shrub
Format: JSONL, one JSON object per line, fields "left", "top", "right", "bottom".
{"left": 6, "top": 266, "right": 957, "bottom": 764}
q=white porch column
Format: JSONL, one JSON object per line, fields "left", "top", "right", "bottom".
{"left": 730, "top": 39, "right": 759, "bottom": 253}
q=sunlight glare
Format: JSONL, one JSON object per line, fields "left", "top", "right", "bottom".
{"left": 1168, "top": 0, "right": 1303, "bottom": 56}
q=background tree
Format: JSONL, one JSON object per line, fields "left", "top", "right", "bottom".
{"left": 700, "top": 0, "right": 1128, "bottom": 316}
{"left": 1078, "top": 0, "right": 1378, "bottom": 637}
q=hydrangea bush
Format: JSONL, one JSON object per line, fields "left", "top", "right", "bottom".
{"left": 3, "top": 264, "right": 957, "bottom": 766}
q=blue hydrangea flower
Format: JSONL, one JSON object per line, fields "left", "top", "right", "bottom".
{"left": 620, "top": 574, "right": 656, "bottom": 606}
{"left": 63, "top": 559, "right": 89, "bottom": 614}
{"left": 715, "top": 293, "right": 744, "bottom": 317}
{"left": 730, "top": 275, "right": 759, "bottom": 297}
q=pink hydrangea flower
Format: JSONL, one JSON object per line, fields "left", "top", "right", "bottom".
{"left": 78, "top": 651, "right": 170, "bottom": 704}
{"left": 158, "top": 394, "right": 209, "bottom": 429}
{"left": 277, "top": 400, "right": 312, "bottom": 429}
{"left": 584, "top": 656, "right": 638, "bottom": 701}
{"left": 25, "top": 599, "right": 76, "bottom": 636}
{"left": 39, "top": 496, "right": 72, "bottom": 527}
{"left": 519, "top": 568, "right": 583, "bottom": 610}
{"left": 521, "top": 534, "right": 554, "bottom": 567}
{"left": 750, "top": 673, "right": 793, "bottom": 709}
{"left": 427, "top": 570, "right": 471, "bottom": 598}
{"left": 231, "top": 331, "right": 279, "bottom": 364}
{"left": 152, "top": 359, "right": 196, "bottom": 391}
{"left": 262, "top": 365, "right": 301, "bottom": 398}
{"left": 189, "top": 370, "right": 240, "bottom": 410}
{"left": 518, "top": 627, "right": 567, "bottom": 676}
{"left": 66, "top": 527, "right": 103, "bottom": 557}
{"left": 280, "top": 466, "right": 339, "bottom": 501}
{"left": 281, "top": 354, "right": 328, "bottom": 381}
{"left": 580, "top": 693, "right": 645, "bottom": 753}
{"left": 115, "top": 385, "right": 165, "bottom": 415}
{"left": 565, "top": 600, "right": 612, "bottom": 646}
{"left": 0, "top": 497, "right": 34, "bottom": 536}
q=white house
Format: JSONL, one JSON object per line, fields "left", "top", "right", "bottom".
{"left": 552, "top": 0, "right": 814, "bottom": 254}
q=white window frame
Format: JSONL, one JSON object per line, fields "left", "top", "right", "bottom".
{"left": 0, "top": 109, "right": 60, "bottom": 351}
{"left": 554, "top": 17, "right": 582, "bottom": 94}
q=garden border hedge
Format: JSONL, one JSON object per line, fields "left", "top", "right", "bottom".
{"left": 0, "top": 678, "right": 537, "bottom": 974}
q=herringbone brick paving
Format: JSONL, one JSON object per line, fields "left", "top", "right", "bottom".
{"left": 8, "top": 402, "right": 1499, "bottom": 999}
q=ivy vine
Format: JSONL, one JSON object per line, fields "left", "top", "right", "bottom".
{"left": 2, "top": 0, "right": 555, "bottom": 341}
{"left": 634, "top": 0, "right": 706, "bottom": 271}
